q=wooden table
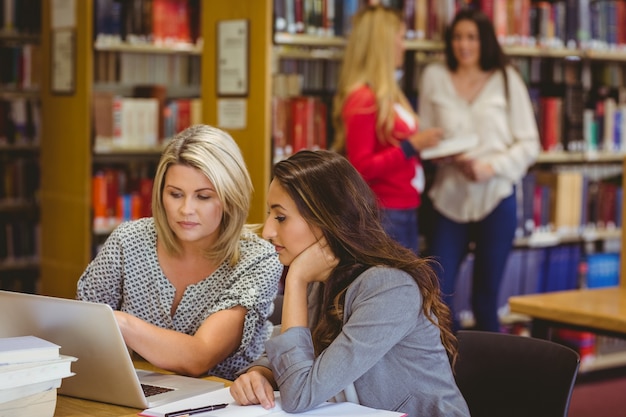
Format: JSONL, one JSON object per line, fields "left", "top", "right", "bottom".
{"left": 508, "top": 287, "right": 626, "bottom": 339}
{"left": 54, "top": 361, "right": 231, "bottom": 417}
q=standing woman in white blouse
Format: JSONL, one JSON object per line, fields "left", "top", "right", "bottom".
{"left": 418, "top": 8, "right": 540, "bottom": 332}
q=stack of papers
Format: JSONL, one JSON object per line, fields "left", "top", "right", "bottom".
{"left": 140, "top": 386, "right": 406, "bottom": 417}
{"left": 0, "top": 336, "right": 76, "bottom": 417}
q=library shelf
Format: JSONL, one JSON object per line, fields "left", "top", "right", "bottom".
{"left": 94, "top": 41, "right": 202, "bottom": 55}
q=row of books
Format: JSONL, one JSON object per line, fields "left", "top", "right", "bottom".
{"left": 552, "top": 328, "right": 626, "bottom": 370}
{"left": 454, "top": 244, "right": 620, "bottom": 330}
{"left": 93, "top": 91, "right": 202, "bottom": 151}
{"left": 481, "top": 0, "right": 626, "bottom": 49}
{"left": 94, "top": 50, "right": 201, "bottom": 87}
{"left": 274, "top": 0, "right": 362, "bottom": 37}
{"left": 518, "top": 168, "right": 623, "bottom": 237}
{"left": 0, "top": 44, "right": 41, "bottom": 90}
{"left": 0, "top": 335, "right": 75, "bottom": 417}
{"left": 277, "top": 59, "right": 339, "bottom": 94}
{"left": 0, "top": 98, "right": 41, "bottom": 146}
{"left": 0, "top": 0, "right": 40, "bottom": 35}
{"left": 274, "top": 0, "right": 626, "bottom": 49}
{"left": 0, "top": 221, "right": 39, "bottom": 264}
{"left": 95, "top": 0, "right": 201, "bottom": 46}
{"left": 272, "top": 95, "right": 329, "bottom": 163}
{"left": 536, "top": 93, "right": 626, "bottom": 153}
{"left": 524, "top": 250, "right": 621, "bottom": 368}
{"left": 0, "top": 155, "right": 39, "bottom": 203}
{"left": 92, "top": 167, "right": 155, "bottom": 234}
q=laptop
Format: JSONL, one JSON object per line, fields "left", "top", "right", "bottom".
{"left": 0, "top": 290, "right": 224, "bottom": 408}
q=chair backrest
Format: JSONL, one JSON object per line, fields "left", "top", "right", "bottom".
{"left": 454, "top": 330, "right": 580, "bottom": 417}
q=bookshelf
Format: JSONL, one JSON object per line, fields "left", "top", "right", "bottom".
{"left": 36, "top": 0, "right": 271, "bottom": 298}
{"left": 39, "top": 0, "right": 275, "bottom": 298}
{"left": 0, "top": 3, "right": 43, "bottom": 293}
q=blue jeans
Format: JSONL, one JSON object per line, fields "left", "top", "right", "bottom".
{"left": 428, "top": 192, "right": 517, "bottom": 332}
{"left": 380, "top": 208, "right": 419, "bottom": 254}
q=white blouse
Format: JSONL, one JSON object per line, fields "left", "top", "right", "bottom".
{"left": 418, "top": 63, "right": 540, "bottom": 222}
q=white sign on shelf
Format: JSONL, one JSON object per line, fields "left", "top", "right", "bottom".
{"left": 217, "top": 19, "right": 249, "bottom": 96}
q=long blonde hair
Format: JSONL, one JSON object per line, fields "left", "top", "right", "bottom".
{"left": 152, "top": 124, "right": 253, "bottom": 267}
{"left": 332, "top": 6, "right": 415, "bottom": 153}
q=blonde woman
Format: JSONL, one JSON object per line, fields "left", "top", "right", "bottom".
{"left": 332, "top": 5, "right": 443, "bottom": 253}
{"left": 77, "top": 125, "right": 283, "bottom": 380}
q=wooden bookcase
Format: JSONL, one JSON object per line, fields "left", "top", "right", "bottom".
{"left": 0, "top": 27, "right": 41, "bottom": 293}
{"left": 39, "top": 0, "right": 274, "bottom": 298}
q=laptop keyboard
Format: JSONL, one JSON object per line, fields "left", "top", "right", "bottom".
{"left": 141, "top": 383, "right": 175, "bottom": 397}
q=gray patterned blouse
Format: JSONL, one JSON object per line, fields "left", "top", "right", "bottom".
{"left": 76, "top": 217, "right": 282, "bottom": 380}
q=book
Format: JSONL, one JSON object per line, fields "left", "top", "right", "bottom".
{"left": 420, "top": 134, "right": 479, "bottom": 160}
{"left": 0, "top": 388, "right": 57, "bottom": 417}
{"left": 0, "top": 336, "right": 59, "bottom": 365}
{"left": 140, "top": 387, "right": 406, "bottom": 417}
{"left": 0, "top": 378, "right": 61, "bottom": 404}
{"left": 0, "top": 355, "right": 76, "bottom": 390}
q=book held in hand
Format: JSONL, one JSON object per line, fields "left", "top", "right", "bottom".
{"left": 0, "top": 336, "right": 60, "bottom": 365}
{"left": 420, "top": 134, "right": 479, "bottom": 160}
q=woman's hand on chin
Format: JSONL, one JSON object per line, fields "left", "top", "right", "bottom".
{"left": 288, "top": 237, "right": 338, "bottom": 284}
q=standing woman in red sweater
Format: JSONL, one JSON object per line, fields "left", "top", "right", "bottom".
{"left": 332, "top": 5, "right": 443, "bottom": 253}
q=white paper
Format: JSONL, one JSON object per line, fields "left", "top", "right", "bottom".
{"left": 140, "top": 387, "right": 405, "bottom": 417}
{"left": 217, "top": 20, "right": 248, "bottom": 96}
{"left": 51, "top": 0, "right": 76, "bottom": 29}
{"left": 217, "top": 99, "right": 247, "bottom": 130}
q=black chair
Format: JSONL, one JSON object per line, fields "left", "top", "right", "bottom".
{"left": 454, "top": 330, "right": 580, "bottom": 417}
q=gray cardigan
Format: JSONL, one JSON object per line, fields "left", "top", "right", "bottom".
{"left": 263, "top": 266, "right": 470, "bottom": 417}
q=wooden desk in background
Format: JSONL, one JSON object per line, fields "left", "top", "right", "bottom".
{"left": 508, "top": 287, "right": 626, "bottom": 340}
{"left": 509, "top": 157, "right": 626, "bottom": 344}
{"left": 54, "top": 361, "right": 231, "bottom": 417}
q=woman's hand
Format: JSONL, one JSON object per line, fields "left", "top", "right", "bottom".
{"left": 408, "top": 127, "right": 444, "bottom": 151}
{"left": 280, "top": 238, "right": 337, "bottom": 330}
{"left": 454, "top": 157, "right": 494, "bottom": 182}
{"left": 230, "top": 366, "right": 277, "bottom": 409}
{"left": 288, "top": 237, "right": 338, "bottom": 285}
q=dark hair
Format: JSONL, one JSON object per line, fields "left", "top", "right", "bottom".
{"left": 444, "top": 8, "right": 510, "bottom": 99}
{"left": 272, "top": 149, "right": 458, "bottom": 364}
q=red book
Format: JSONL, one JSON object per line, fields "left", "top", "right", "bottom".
{"left": 175, "top": 99, "right": 191, "bottom": 134}
{"left": 540, "top": 96, "right": 562, "bottom": 151}
{"left": 139, "top": 177, "right": 154, "bottom": 218}
{"left": 617, "top": 1, "right": 626, "bottom": 46}
{"left": 294, "top": 0, "right": 305, "bottom": 34}
{"left": 492, "top": 0, "right": 507, "bottom": 43}
{"left": 104, "top": 168, "right": 120, "bottom": 221}
{"left": 290, "top": 96, "right": 316, "bottom": 153}
{"left": 92, "top": 172, "right": 108, "bottom": 230}
{"left": 153, "top": 0, "right": 189, "bottom": 45}
{"left": 173, "top": 0, "right": 191, "bottom": 44}
{"left": 479, "top": 0, "right": 494, "bottom": 20}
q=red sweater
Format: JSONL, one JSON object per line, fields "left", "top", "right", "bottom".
{"left": 342, "top": 85, "right": 420, "bottom": 210}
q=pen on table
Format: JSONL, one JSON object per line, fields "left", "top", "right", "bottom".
{"left": 164, "top": 402, "right": 229, "bottom": 417}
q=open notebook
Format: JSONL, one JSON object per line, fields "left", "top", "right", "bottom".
{"left": 0, "top": 290, "right": 223, "bottom": 408}
{"left": 140, "top": 386, "right": 407, "bottom": 417}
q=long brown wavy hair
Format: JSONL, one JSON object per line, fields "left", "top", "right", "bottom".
{"left": 271, "top": 150, "right": 458, "bottom": 365}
